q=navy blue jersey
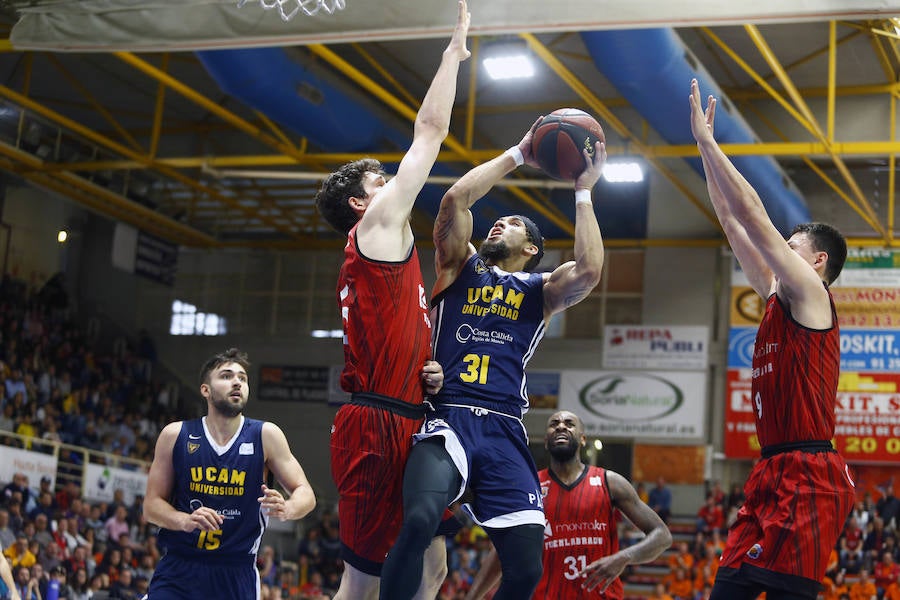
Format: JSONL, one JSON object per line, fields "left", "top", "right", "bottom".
{"left": 431, "top": 254, "right": 546, "bottom": 414}
{"left": 157, "top": 417, "right": 267, "bottom": 559}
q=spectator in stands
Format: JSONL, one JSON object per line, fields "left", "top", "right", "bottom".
{"left": 0, "top": 511, "right": 15, "bottom": 549}
{"left": 6, "top": 370, "right": 28, "bottom": 404}
{"left": 696, "top": 494, "right": 724, "bottom": 534}
{"left": 28, "top": 492, "right": 54, "bottom": 523}
{"left": 109, "top": 567, "right": 137, "bottom": 599}
{"left": 649, "top": 476, "right": 673, "bottom": 523}
{"left": 37, "top": 542, "right": 62, "bottom": 575}
{"left": 12, "top": 566, "right": 39, "bottom": 600}
{"left": 875, "top": 550, "right": 900, "bottom": 597}
{"left": 69, "top": 568, "right": 90, "bottom": 600}
{"left": 4, "top": 536, "right": 36, "bottom": 569}
{"left": 31, "top": 516, "right": 53, "bottom": 550}
{"left": 0, "top": 404, "right": 15, "bottom": 433}
{"left": 693, "top": 545, "right": 719, "bottom": 593}
{"left": 636, "top": 482, "right": 649, "bottom": 504}
{"left": 103, "top": 507, "right": 129, "bottom": 547}
{"left": 849, "top": 568, "right": 876, "bottom": 600}
{"left": 863, "top": 515, "right": 887, "bottom": 569}
{"left": 5, "top": 504, "right": 23, "bottom": 539}
{"left": 668, "top": 541, "right": 695, "bottom": 573}
{"left": 62, "top": 547, "right": 86, "bottom": 579}
{"left": 665, "top": 566, "right": 693, "bottom": 600}
{"left": 840, "top": 516, "right": 866, "bottom": 574}
{"left": 43, "top": 565, "right": 73, "bottom": 600}
{"left": 2, "top": 475, "right": 32, "bottom": 510}
{"left": 257, "top": 545, "right": 278, "bottom": 588}
{"left": 132, "top": 574, "right": 148, "bottom": 599}
{"left": 725, "top": 483, "right": 745, "bottom": 512}
{"left": 650, "top": 580, "right": 674, "bottom": 600}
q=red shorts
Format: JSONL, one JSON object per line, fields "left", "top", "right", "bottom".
{"left": 330, "top": 403, "right": 423, "bottom": 574}
{"left": 719, "top": 449, "right": 855, "bottom": 585}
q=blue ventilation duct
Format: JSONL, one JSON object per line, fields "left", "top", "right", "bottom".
{"left": 197, "top": 48, "right": 384, "bottom": 152}
{"left": 581, "top": 28, "right": 810, "bottom": 234}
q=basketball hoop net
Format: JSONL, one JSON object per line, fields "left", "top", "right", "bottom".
{"left": 237, "top": 0, "right": 346, "bottom": 21}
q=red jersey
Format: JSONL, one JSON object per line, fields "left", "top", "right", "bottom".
{"left": 533, "top": 465, "right": 623, "bottom": 600}
{"left": 751, "top": 291, "right": 839, "bottom": 447}
{"left": 337, "top": 225, "right": 432, "bottom": 404}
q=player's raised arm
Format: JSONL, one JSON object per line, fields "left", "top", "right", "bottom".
{"left": 689, "top": 79, "right": 825, "bottom": 308}
{"left": 360, "top": 0, "right": 470, "bottom": 245}
{"left": 433, "top": 119, "right": 542, "bottom": 293}
{"left": 259, "top": 422, "right": 315, "bottom": 521}
{"left": 542, "top": 142, "right": 606, "bottom": 319}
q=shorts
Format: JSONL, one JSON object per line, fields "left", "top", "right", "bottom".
{"left": 146, "top": 553, "right": 259, "bottom": 599}
{"left": 330, "top": 402, "right": 423, "bottom": 575}
{"left": 716, "top": 448, "right": 855, "bottom": 595}
{"left": 415, "top": 403, "right": 544, "bottom": 528}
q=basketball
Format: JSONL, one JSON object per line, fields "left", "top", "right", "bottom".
{"left": 531, "top": 109, "right": 605, "bottom": 181}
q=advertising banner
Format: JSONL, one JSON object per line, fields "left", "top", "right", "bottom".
{"left": 559, "top": 370, "right": 706, "bottom": 440}
{"left": 602, "top": 325, "right": 709, "bottom": 370}
{"left": 0, "top": 446, "right": 57, "bottom": 489}
{"left": 725, "top": 370, "right": 900, "bottom": 463}
{"left": 83, "top": 464, "right": 148, "bottom": 505}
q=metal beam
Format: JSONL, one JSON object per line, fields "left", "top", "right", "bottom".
{"left": 520, "top": 32, "right": 721, "bottom": 229}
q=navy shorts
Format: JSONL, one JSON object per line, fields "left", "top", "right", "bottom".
{"left": 415, "top": 403, "right": 544, "bottom": 528}
{"left": 146, "top": 553, "right": 259, "bottom": 600}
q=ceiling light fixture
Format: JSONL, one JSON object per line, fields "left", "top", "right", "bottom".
{"left": 483, "top": 55, "right": 535, "bottom": 80}
{"left": 603, "top": 161, "right": 644, "bottom": 183}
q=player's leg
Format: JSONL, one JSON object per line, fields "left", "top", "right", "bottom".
{"left": 487, "top": 523, "right": 544, "bottom": 599}
{"left": 332, "top": 564, "right": 379, "bottom": 600}
{"left": 413, "top": 535, "right": 448, "bottom": 600}
{"left": 379, "top": 437, "right": 462, "bottom": 600}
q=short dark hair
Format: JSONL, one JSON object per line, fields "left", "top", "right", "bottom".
{"left": 315, "top": 158, "right": 384, "bottom": 235}
{"left": 512, "top": 215, "right": 545, "bottom": 272}
{"left": 199, "top": 348, "right": 250, "bottom": 386}
{"left": 790, "top": 222, "right": 847, "bottom": 285}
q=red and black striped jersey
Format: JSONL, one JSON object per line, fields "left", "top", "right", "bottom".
{"left": 751, "top": 290, "right": 840, "bottom": 447}
{"left": 336, "top": 225, "right": 432, "bottom": 404}
{"left": 533, "top": 465, "right": 623, "bottom": 600}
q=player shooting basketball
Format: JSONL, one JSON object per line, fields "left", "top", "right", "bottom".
{"left": 378, "top": 119, "right": 607, "bottom": 600}
{"left": 689, "top": 78, "right": 855, "bottom": 600}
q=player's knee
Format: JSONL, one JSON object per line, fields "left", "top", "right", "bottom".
{"left": 402, "top": 501, "right": 443, "bottom": 547}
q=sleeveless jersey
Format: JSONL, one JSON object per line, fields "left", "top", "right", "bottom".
{"left": 156, "top": 417, "right": 267, "bottom": 559}
{"left": 337, "top": 225, "right": 431, "bottom": 404}
{"left": 533, "top": 466, "right": 623, "bottom": 600}
{"left": 751, "top": 291, "right": 840, "bottom": 447}
{"left": 431, "top": 254, "right": 545, "bottom": 414}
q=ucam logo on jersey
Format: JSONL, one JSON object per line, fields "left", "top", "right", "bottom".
{"left": 603, "top": 326, "right": 708, "bottom": 370}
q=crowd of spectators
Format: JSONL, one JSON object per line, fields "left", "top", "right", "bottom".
{"left": 1, "top": 274, "right": 898, "bottom": 600}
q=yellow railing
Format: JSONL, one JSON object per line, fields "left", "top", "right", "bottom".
{"left": 0, "top": 428, "right": 150, "bottom": 491}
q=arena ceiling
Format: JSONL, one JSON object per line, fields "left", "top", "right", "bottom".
{"left": 0, "top": 0, "right": 898, "bottom": 250}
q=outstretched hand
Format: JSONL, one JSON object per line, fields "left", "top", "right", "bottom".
{"left": 575, "top": 141, "right": 606, "bottom": 192}
{"left": 446, "top": 0, "right": 471, "bottom": 62}
{"left": 578, "top": 552, "right": 630, "bottom": 593}
{"left": 517, "top": 116, "right": 544, "bottom": 169}
{"left": 689, "top": 78, "right": 716, "bottom": 143}
{"left": 258, "top": 484, "right": 290, "bottom": 520}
